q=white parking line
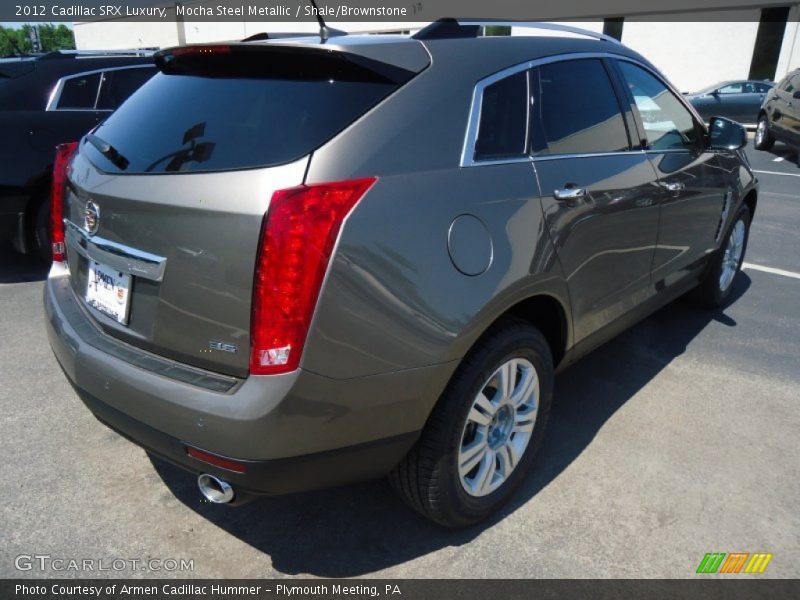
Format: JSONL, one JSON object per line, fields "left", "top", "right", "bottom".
{"left": 753, "top": 169, "right": 800, "bottom": 177}
{"left": 743, "top": 262, "right": 800, "bottom": 280}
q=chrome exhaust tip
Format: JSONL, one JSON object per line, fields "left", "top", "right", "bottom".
{"left": 197, "top": 473, "right": 235, "bottom": 504}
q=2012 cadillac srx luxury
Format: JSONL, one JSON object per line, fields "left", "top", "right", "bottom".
{"left": 45, "top": 20, "right": 757, "bottom": 527}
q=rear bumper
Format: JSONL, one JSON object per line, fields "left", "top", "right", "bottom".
{"left": 45, "top": 269, "right": 456, "bottom": 495}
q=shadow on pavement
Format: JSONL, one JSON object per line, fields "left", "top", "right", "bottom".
{"left": 0, "top": 244, "right": 48, "bottom": 283}
{"left": 763, "top": 143, "right": 799, "bottom": 167}
{"left": 150, "top": 274, "right": 751, "bottom": 577}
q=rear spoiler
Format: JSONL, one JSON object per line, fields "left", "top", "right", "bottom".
{"left": 154, "top": 40, "right": 430, "bottom": 85}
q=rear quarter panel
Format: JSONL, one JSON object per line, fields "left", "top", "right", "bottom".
{"left": 301, "top": 39, "right": 648, "bottom": 380}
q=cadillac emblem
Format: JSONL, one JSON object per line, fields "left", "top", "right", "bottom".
{"left": 84, "top": 200, "right": 100, "bottom": 235}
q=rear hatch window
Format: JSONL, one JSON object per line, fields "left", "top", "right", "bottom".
{"left": 83, "top": 45, "right": 409, "bottom": 174}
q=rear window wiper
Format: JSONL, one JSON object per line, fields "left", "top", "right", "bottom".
{"left": 86, "top": 134, "right": 130, "bottom": 170}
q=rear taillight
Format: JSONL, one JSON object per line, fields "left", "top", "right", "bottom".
{"left": 250, "top": 177, "right": 377, "bottom": 375}
{"left": 50, "top": 141, "right": 78, "bottom": 263}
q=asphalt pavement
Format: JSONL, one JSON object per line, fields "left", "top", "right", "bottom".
{"left": 0, "top": 142, "right": 798, "bottom": 579}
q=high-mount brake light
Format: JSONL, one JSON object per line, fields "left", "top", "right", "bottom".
{"left": 50, "top": 141, "right": 78, "bottom": 263}
{"left": 250, "top": 177, "right": 377, "bottom": 375}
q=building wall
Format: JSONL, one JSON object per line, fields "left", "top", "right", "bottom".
{"left": 621, "top": 13, "right": 761, "bottom": 92}
{"left": 74, "top": 18, "right": 181, "bottom": 49}
{"left": 74, "top": 9, "right": 800, "bottom": 92}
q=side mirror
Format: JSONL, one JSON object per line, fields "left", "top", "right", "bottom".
{"left": 793, "top": 91, "right": 800, "bottom": 100}
{"left": 708, "top": 116, "right": 747, "bottom": 151}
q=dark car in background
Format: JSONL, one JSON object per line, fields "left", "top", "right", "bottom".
{"left": 686, "top": 80, "right": 774, "bottom": 127}
{"left": 755, "top": 69, "right": 800, "bottom": 151}
{"left": 0, "top": 50, "right": 155, "bottom": 260}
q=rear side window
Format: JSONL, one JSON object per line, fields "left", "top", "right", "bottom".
{"left": 535, "top": 59, "right": 630, "bottom": 156}
{"left": 57, "top": 72, "right": 101, "bottom": 109}
{"left": 96, "top": 67, "right": 156, "bottom": 110}
{"left": 474, "top": 70, "right": 528, "bottom": 161}
{"left": 83, "top": 53, "right": 401, "bottom": 174}
{"left": 617, "top": 61, "right": 700, "bottom": 151}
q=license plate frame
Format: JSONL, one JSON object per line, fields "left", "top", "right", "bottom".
{"left": 85, "top": 260, "right": 132, "bottom": 325}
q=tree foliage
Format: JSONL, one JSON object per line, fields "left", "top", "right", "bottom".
{"left": 0, "top": 24, "right": 75, "bottom": 56}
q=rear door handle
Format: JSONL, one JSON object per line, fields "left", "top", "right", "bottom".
{"left": 553, "top": 185, "right": 587, "bottom": 201}
{"left": 660, "top": 181, "right": 685, "bottom": 192}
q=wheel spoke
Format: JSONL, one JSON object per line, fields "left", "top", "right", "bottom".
{"left": 510, "top": 367, "right": 538, "bottom": 407}
{"left": 474, "top": 450, "right": 497, "bottom": 494}
{"left": 459, "top": 438, "right": 488, "bottom": 475}
{"left": 514, "top": 409, "right": 536, "bottom": 434}
{"left": 497, "top": 360, "right": 516, "bottom": 402}
{"left": 498, "top": 443, "right": 520, "bottom": 476}
{"left": 472, "top": 392, "right": 495, "bottom": 420}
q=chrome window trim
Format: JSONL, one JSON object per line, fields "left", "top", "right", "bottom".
{"left": 461, "top": 52, "right": 709, "bottom": 168}
{"left": 46, "top": 64, "right": 155, "bottom": 112}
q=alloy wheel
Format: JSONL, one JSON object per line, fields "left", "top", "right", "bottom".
{"left": 719, "top": 219, "right": 745, "bottom": 292}
{"left": 458, "top": 358, "right": 539, "bottom": 497}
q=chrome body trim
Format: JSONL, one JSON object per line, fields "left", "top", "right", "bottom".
{"left": 65, "top": 219, "right": 167, "bottom": 282}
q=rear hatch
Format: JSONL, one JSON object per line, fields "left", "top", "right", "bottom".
{"left": 62, "top": 41, "right": 423, "bottom": 377}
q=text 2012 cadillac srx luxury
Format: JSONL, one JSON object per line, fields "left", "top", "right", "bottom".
{"left": 45, "top": 20, "right": 757, "bottom": 527}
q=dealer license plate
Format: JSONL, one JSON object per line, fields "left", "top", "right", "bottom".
{"left": 86, "top": 260, "right": 132, "bottom": 324}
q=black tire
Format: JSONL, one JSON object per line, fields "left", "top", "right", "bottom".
{"left": 754, "top": 114, "right": 775, "bottom": 151}
{"left": 693, "top": 205, "right": 751, "bottom": 308}
{"left": 29, "top": 195, "right": 53, "bottom": 263}
{"left": 390, "top": 316, "right": 554, "bottom": 527}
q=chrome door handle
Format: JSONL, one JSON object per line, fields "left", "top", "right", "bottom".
{"left": 553, "top": 186, "right": 587, "bottom": 201}
{"left": 660, "top": 181, "right": 685, "bottom": 192}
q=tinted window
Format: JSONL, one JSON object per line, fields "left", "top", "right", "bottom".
{"left": 474, "top": 70, "right": 528, "bottom": 161}
{"left": 57, "top": 72, "right": 101, "bottom": 109}
{"left": 84, "top": 71, "right": 396, "bottom": 173}
{"left": 718, "top": 83, "right": 743, "bottom": 94}
{"left": 535, "top": 59, "right": 629, "bottom": 155}
{"left": 618, "top": 61, "right": 700, "bottom": 151}
{"left": 96, "top": 67, "right": 156, "bottom": 110}
{"left": 752, "top": 82, "right": 773, "bottom": 93}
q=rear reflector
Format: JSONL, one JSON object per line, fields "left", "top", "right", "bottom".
{"left": 250, "top": 177, "right": 377, "bottom": 375}
{"left": 186, "top": 446, "right": 247, "bottom": 474}
{"left": 50, "top": 142, "right": 78, "bottom": 263}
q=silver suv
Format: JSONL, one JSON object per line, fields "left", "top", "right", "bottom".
{"left": 45, "top": 21, "right": 757, "bottom": 527}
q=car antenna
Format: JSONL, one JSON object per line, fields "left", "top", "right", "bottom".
{"left": 307, "top": 0, "right": 345, "bottom": 43}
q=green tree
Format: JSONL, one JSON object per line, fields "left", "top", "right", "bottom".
{"left": 0, "top": 26, "right": 31, "bottom": 55}
{"left": 36, "top": 24, "right": 76, "bottom": 51}
{"left": 0, "top": 23, "right": 75, "bottom": 56}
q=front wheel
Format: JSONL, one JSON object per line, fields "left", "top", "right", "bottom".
{"left": 754, "top": 115, "right": 774, "bottom": 151}
{"left": 693, "top": 205, "right": 751, "bottom": 308}
{"left": 390, "top": 317, "right": 554, "bottom": 527}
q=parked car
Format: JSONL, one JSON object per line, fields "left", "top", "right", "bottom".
{"left": 685, "top": 80, "right": 774, "bottom": 127}
{"left": 0, "top": 50, "right": 155, "bottom": 260}
{"left": 44, "top": 21, "right": 757, "bottom": 527}
{"left": 754, "top": 68, "right": 800, "bottom": 151}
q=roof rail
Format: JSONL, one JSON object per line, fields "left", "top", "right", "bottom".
{"left": 414, "top": 19, "right": 621, "bottom": 45}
